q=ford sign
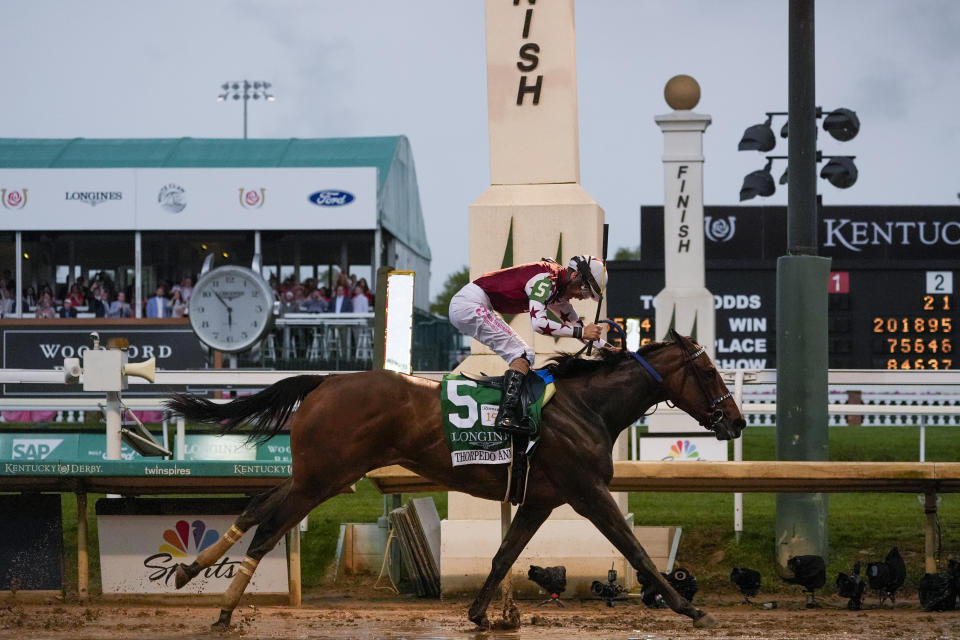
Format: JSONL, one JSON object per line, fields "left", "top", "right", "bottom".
{"left": 308, "top": 190, "right": 355, "bottom": 207}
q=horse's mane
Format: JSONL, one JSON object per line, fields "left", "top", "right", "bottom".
{"left": 545, "top": 340, "right": 670, "bottom": 379}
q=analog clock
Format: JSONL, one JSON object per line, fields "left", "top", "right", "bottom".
{"left": 188, "top": 265, "right": 275, "bottom": 353}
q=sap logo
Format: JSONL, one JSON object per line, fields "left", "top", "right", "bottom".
{"left": 12, "top": 438, "right": 63, "bottom": 460}
{"left": 308, "top": 190, "right": 355, "bottom": 207}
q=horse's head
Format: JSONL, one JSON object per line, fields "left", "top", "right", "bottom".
{"left": 649, "top": 329, "right": 746, "bottom": 441}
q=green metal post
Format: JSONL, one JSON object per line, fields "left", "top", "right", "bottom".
{"left": 775, "top": 0, "right": 830, "bottom": 568}
{"left": 775, "top": 255, "right": 830, "bottom": 565}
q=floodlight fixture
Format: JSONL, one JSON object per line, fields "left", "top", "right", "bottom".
{"left": 739, "top": 157, "right": 780, "bottom": 201}
{"left": 738, "top": 112, "right": 786, "bottom": 152}
{"left": 822, "top": 108, "right": 860, "bottom": 142}
{"left": 820, "top": 156, "right": 858, "bottom": 188}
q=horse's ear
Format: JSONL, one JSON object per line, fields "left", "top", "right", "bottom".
{"left": 668, "top": 327, "right": 680, "bottom": 341}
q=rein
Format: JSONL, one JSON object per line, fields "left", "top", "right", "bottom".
{"left": 570, "top": 321, "right": 729, "bottom": 430}
{"left": 630, "top": 340, "right": 729, "bottom": 429}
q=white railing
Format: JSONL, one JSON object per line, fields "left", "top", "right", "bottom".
{"left": 0, "top": 369, "right": 448, "bottom": 458}
{"left": 2, "top": 367, "right": 958, "bottom": 460}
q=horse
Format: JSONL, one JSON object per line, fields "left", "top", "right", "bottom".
{"left": 165, "top": 329, "right": 745, "bottom": 629}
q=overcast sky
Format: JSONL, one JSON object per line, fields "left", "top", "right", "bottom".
{"left": 2, "top": 1, "right": 957, "bottom": 298}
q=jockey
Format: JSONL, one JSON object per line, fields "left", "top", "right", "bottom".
{"left": 449, "top": 255, "right": 607, "bottom": 434}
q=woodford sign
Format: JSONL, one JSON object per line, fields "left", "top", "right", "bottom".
{"left": 0, "top": 319, "right": 206, "bottom": 396}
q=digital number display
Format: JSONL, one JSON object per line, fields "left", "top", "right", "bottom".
{"left": 608, "top": 265, "right": 957, "bottom": 370}
{"left": 869, "top": 293, "right": 954, "bottom": 370}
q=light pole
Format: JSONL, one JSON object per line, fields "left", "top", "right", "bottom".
{"left": 217, "top": 80, "right": 275, "bottom": 139}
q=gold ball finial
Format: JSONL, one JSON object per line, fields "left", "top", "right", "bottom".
{"left": 664, "top": 75, "right": 700, "bottom": 110}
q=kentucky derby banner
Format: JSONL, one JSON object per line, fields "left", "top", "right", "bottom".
{"left": 440, "top": 375, "right": 542, "bottom": 467}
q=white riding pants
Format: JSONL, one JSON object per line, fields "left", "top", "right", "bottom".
{"left": 448, "top": 283, "right": 534, "bottom": 366}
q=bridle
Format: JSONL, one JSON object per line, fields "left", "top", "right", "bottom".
{"left": 625, "top": 332, "right": 731, "bottom": 431}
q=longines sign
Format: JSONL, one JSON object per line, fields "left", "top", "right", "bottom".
{"left": 0, "top": 166, "right": 376, "bottom": 231}
{"left": 1, "top": 324, "right": 207, "bottom": 397}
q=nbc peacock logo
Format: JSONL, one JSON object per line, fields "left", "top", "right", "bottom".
{"left": 662, "top": 439, "right": 699, "bottom": 460}
{"left": 159, "top": 519, "right": 221, "bottom": 557}
{"left": 145, "top": 519, "right": 241, "bottom": 586}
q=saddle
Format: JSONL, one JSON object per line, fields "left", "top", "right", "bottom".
{"left": 461, "top": 369, "right": 552, "bottom": 505}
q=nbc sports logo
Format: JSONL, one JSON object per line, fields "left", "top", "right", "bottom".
{"left": 159, "top": 519, "right": 221, "bottom": 558}
{"left": 663, "top": 439, "right": 699, "bottom": 461}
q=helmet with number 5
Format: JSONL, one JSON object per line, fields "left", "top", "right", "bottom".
{"left": 567, "top": 255, "right": 606, "bottom": 301}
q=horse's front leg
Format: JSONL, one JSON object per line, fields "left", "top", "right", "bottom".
{"left": 467, "top": 503, "right": 552, "bottom": 630}
{"left": 568, "top": 485, "right": 717, "bottom": 628}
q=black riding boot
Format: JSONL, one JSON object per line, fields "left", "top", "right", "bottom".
{"left": 495, "top": 369, "right": 531, "bottom": 435}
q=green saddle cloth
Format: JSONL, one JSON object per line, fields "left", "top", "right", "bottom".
{"left": 440, "top": 374, "right": 544, "bottom": 467}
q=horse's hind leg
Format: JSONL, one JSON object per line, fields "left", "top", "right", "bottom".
{"left": 467, "top": 504, "right": 552, "bottom": 630}
{"left": 212, "top": 483, "right": 329, "bottom": 629}
{"left": 175, "top": 477, "right": 293, "bottom": 589}
{"left": 569, "top": 486, "right": 716, "bottom": 628}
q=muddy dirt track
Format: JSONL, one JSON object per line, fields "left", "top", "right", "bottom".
{"left": 3, "top": 581, "right": 960, "bottom": 640}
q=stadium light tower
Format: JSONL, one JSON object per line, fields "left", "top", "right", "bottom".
{"left": 217, "top": 80, "right": 276, "bottom": 139}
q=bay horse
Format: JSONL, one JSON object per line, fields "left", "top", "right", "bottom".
{"left": 165, "top": 329, "right": 745, "bottom": 629}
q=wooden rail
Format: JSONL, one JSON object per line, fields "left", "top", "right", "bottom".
{"left": 365, "top": 461, "right": 960, "bottom": 573}
{"left": 366, "top": 461, "right": 960, "bottom": 494}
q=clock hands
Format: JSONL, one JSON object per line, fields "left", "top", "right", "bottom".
{"left": 213, "top": 291, "right": 233, "bottom": 328}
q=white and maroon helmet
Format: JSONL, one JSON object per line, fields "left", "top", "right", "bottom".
{"left": 567, "top": 255, "right": 607, "bottom": 300}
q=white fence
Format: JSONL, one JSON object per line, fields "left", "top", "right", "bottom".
{"left": 2, "top": 367, "right": 959, "bottom": 459}
{"left": 622, "top": 369, "right": 960, "bottom": 462}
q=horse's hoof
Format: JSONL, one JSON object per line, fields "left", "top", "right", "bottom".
{"left": 469, "top": 613, "right": 490, "bottom": 630}
{"left": 211, "top": 609, "right": 233, "bottom": 630}
{"left": 174, "top": 563, "right": 197, "bottom": 589}
{"left": 493, "top": 604, "right": 521, "bottom": 630}
{"left": 693, "top": 612, "right": 718, "bottom": 628}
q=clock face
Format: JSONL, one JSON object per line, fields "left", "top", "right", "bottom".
{"left": 188, "top": 266, "right": 274, "bottom": 353}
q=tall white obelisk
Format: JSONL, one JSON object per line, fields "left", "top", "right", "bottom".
{"left": 643, "top": 75, "right": 725, "bottom": 461}
{"left": 442, "top": 0, "right": 636, "bottom": 598}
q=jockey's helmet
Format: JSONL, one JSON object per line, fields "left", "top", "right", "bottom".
{"left": 568, "top": 255, "right": 607, "bottom": 301}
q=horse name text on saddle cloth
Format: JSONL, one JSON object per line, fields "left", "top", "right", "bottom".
{"left": 440, "top": 375, "right": 547, "bottom": 467}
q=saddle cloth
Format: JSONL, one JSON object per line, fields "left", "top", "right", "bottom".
{"left": 440, "top": 370, "right": 554, "bottom": 467}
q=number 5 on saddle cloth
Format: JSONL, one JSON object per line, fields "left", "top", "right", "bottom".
{"left": 440, "top": 369, "right": 555, "bottom": 505}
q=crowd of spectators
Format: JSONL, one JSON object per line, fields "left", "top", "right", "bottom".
{"left": 0, "top": 270, "right": 375, "bottom": 319}
{"left": 272, "top": 272, "right": 373, "bottom": 314}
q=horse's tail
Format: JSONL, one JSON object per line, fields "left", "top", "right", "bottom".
{"left": 164, "top": 374, "right": 327, "bottom": 444}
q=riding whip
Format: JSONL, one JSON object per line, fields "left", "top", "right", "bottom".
{"left": 586, "top": 224, "right": 609, "bottom": 356}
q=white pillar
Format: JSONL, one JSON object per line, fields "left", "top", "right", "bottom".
{"left": 134, "top": 231, "right": 143, "bottom": 319}
{"left": 653, "top": 76, "right": 714, "bottom": 354}
{"left": 644, "top": 76, "right": 726, "bottom": 461}
{"left": 105, "top": 391, "right": 122, "bottom": 460}
{"left": 444, "top": 0, "right": 637, "bottom": 600}
{"left": 14, "top": 232, "right": 22, "bottom": 318}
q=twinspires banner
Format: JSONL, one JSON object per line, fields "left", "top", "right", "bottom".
{"left": 96, "top": 498, "right": 286, "bottom": 595}
{"left": 440, "top": 376, "right": 542, "bottom": 467}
